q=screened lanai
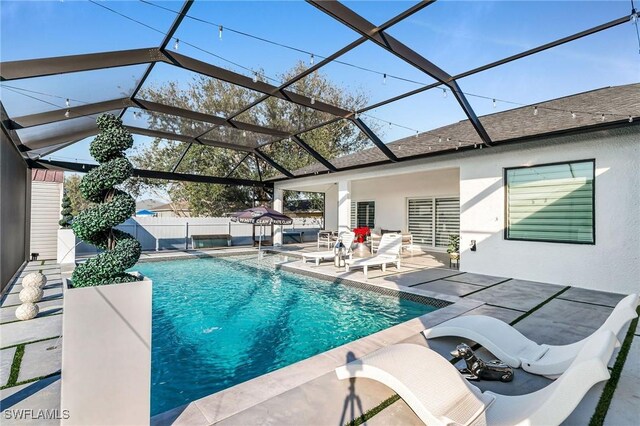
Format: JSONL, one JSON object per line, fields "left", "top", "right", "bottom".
{"left": 2, "top": 0, "right": 639, "bottom": 191}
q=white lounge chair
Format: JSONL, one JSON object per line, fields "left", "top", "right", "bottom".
{"left": 344, "top": 233, "right": 402, "bottom": 278}
{"left": 335, "top": 331, "right": 617, "bottom": 426}
{"left": 302, "top": 232, "right": 355, "bottom": 266}
{"left": 423, "top": 293, "right": 638, "bottom": 378}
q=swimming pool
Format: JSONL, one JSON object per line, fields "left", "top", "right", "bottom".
{"left": 134, "top": 255, "right": 438, "bottom": 415}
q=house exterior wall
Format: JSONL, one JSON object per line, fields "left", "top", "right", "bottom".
{"left": 0, "top": 133, "right": 30, "bottom": 292}
{"left": 459, "top": 128, "right": 639, "bottom": 294}
{"left": 350, "top": 168, "right": 460, "bottom": 231}
{"left": 275, "top": 126, "right": 640, "bottom": 294}
{"left": 30, "top": 181, "right": 63, "bottom": 260}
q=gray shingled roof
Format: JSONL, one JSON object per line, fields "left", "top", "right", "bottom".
{"left": 282, "top": 83, "right": 640, "bottom": 178}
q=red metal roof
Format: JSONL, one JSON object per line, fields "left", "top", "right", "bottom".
{"left": 31, "top": 169, "right": 64, "bottom": 183}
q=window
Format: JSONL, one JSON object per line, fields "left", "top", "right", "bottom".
{"left": 407, "top": 197, "right": 460, "bottom": 248}
{"left": 505, "top": 160, "right": 595, "bottom": 244}
{"left": 351, "top": 201, "right": 375, "bottom": 228}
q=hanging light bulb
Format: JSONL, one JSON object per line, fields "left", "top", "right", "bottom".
{"left": 438, "top": 136, "right": 442, "bottom": 143}
{"left": 310, "top": 97, "right": 315, "bottom": 105}
{"left": 242, "top": 130, "right": 247, "bottom": 137}
{"left": 82, "top": 164, "right": 85, "bottom": 170}
{"left": 174, "top": 38, "right": 179, "bottom": 51}
{"left": 474, "top": 143, "right": 477, "bottom": 148}
{"left": 428, "top": 146, "right": 432, "bottom": 150}
{"left": 446, "top": 137, "right": 451, "bottom": 142}
{"left": 64, "top": 109, "right": 70, "bottom": 118}
{"left": 383, "top": 73, "right": 387, "bottom": 85}
{"left": 253, "top": 72, "right": 258, "bottom": 83}
{"left": 492, "top": 99, "right": 496, "bottom": 108}
{"left": 388, "top": 122, "right": 392, "bottom": 129}
{"left": 458, "top": 141, "right": 462, "bottom": 146}
{"left": 442, "top": 89, "right": 447, "bottom": 98}
{"left": 455, "top": 146, "right": 459, "bottom": 151}
{"left": 65, "top": 98, "right": 70, "bottom": 107}
{"left": 601, "top": 114, "right": 606, "bottom": 122}
{"left": 534, "top": 106, "right": 538, "bottom": 116}
{"left": 354, "top": 111, "right": 359, "bottom": 119}
{"left": 629, "top": 115, "right": 634, "bottom": 123}
{"left": 480, "top": 145, "right": 483, "bottom": 149}
{"left": 631, "top": 9, "right": 638, "bottom": 23}
{"left": 219, "top": 25, "right": 223, "bottom": 40}
{"left": 415, "top": 130, "right": 419, "bottom": 138}
{"left": 571, "top": 111, "right": 576, "bottom": 119}
{"left": 310, "top": 53, "right": 314, "bottom": 65}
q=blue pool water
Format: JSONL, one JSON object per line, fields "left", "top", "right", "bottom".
{"left": 133, "top": 256, "right": 437, "bottom": 415}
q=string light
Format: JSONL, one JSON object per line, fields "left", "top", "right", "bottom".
{"left": 64, "top": 109, "right": 70, "bottom": 118}
{"left": 383, "top": 73, "right": 387, "bottom": 85}
{"left": 310, "top": 97, "right": 315, "bottom": 105}
{"left": 534, "top": 106, "right": 538, "bottom": 116}
{"left": 219, "top": 25, "right": 223, "bottom": 40}
{"left": 174, "top": 38, "right": 179, "bottom": 50}
{"left": 438, "top": 136, "right": 442, "bottom": 143}
{"left": 65, "top": 98, "right": 70, "bottom": 107}
{"left": 253, "top": 72, "right": 258, "bottom": 83}
{"left": 388, "top": 121, "right": 392, "bottom": 129}
{"left": 442, "top": 88, "right": 447, "bottom": 98}
{"left": 415, "top": 130, "right": 419, "bottom": 138}
{"left": 446, "top": 138, "right": 451, "bottom": 142}
{"left": 242, "top": 130, "right": 247, "bottom": 137}
{"left": 354, "top": 112, "right": 359, "bottom": 119}
{"left": 492, "top": 98, "right": 496, "bottom": 108}
{"left": 629, "top": 115, "right": 634, "bottom": 123}
{"left": 601, "top": 114, "right": 606, "bottom": 122}
{"left": 571, "top": 111, "right": 576, "bottom": 119}
{"left": 310, "top": 54, "right": 314, "bottom": 65}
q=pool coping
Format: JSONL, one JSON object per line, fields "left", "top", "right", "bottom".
{"left": 150, "top": 254, "right": 484, "bottom": 425}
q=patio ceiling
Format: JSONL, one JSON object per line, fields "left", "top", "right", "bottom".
{"left": 1, "top": 0, "right": 638, "bottom": 187}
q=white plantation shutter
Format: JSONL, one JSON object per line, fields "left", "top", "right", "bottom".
{"left": 435, "top": 198, "right": 460, "bottom": 248}
{"left": 350, "top": 201, "right": 356, "bottom": 229}
{"left": 506, "top": 161, "right": 594, "bottom": 243}
{"left": 408, "top": 199, "right": 434, "bottom": 246}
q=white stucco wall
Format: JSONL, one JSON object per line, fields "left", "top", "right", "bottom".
{"left": 349, "top": 168, "right": 459, "bottom": 231}
{"left": 459, "top": 129, "right": 640, "bottom": 294}
{"left": 276, "top": 126, "right": 640, "bottom": 294}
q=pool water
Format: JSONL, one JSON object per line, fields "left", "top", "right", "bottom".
{"left": 133, "top": 256, "right": 437, "bottom": 415}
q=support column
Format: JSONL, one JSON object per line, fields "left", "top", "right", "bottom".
{"left": 337, "top": 180, "right": 351, "bottom": 234}
{"left": 273, "top": 187, "right": 284, "bottom": 246}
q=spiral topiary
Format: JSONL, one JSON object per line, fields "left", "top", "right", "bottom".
{"left": 59, "top": 192, "right": 73, "bottom": 228}
{"left": 71, "top": 114, "right": 142, "bottom": 287}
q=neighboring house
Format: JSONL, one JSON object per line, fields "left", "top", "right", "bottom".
{"left": 153, "top": 202, "right": 191, "bottom": 218}
{"left": 30, "top": 169, "right": 64, "bottom": 260}
{"left": 272, "top": 84, "right": 640, "bottom": 294}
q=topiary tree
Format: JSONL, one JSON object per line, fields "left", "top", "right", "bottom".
{"left": 71, "top": 114, "right": 142, "bottom": 287}
{"left": 59, "top": 192, "right": 73, "bottom": 228}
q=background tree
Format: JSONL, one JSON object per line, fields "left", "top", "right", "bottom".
{"left": 127, "top": 62, "right": 378, "bottom": 216}
{"left": 58, "top": 192, "right": 73, "bottom": 228}
{"left": 64, "top": 174, "right": 93, "bottom": 215}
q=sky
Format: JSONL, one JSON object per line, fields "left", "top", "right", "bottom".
{"left": 1, "top": 0, "right": 638, "bottom": 174}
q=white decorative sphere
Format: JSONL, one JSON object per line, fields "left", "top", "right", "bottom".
{"left": 19, "top": 287, "right": 43, "bottom": 303}
{"left": 15, "top": 303, "right": 39, "bottom": 321}
{"left": 22, "top": 272, "right": 47, "bottom": 288}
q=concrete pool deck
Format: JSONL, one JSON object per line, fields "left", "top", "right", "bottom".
{"left": 1, "top": 249, "right": 637, "bottom": 425}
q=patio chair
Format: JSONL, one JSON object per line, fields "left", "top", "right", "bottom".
{"left": 344, "top": 233, "right": 401, "bottom": 278}
{"left": 302, "top": 232, "right": 355, "bottom": 266}
{"left": 423, "top": 293, "right": 639, "bottom": 378}
{"left": 335, "top": 330, "right": 617, "bottom": 426}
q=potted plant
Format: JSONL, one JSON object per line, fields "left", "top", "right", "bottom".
{"left": 447, "top": 234, "right": 460, "bottom": 261}
{"left": 57, "top": 192, "right": 76, "bottom": 264}
{"left": 353, "top": 226, "right": 371, "bottom": 257}
{"left": 61, "top": 114, "right": 150, "bottom": 426}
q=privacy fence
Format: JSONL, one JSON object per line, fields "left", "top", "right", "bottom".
{"left": 76, "top": 216, "right": 322, "bottom": 256}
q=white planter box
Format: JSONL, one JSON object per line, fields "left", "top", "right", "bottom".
{"left": 61, "top": 274, "right": 152, "bottom": 426}
{"left": 56, "top": 228, "right": 76, "bottom": 264}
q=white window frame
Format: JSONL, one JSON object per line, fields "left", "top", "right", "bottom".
{"left": 351, "top": 199, "right": 376, "bottom": 229}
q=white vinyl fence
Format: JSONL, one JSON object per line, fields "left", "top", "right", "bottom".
{"left": 76, "top": 216, "right": 323, "bottom": 255}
